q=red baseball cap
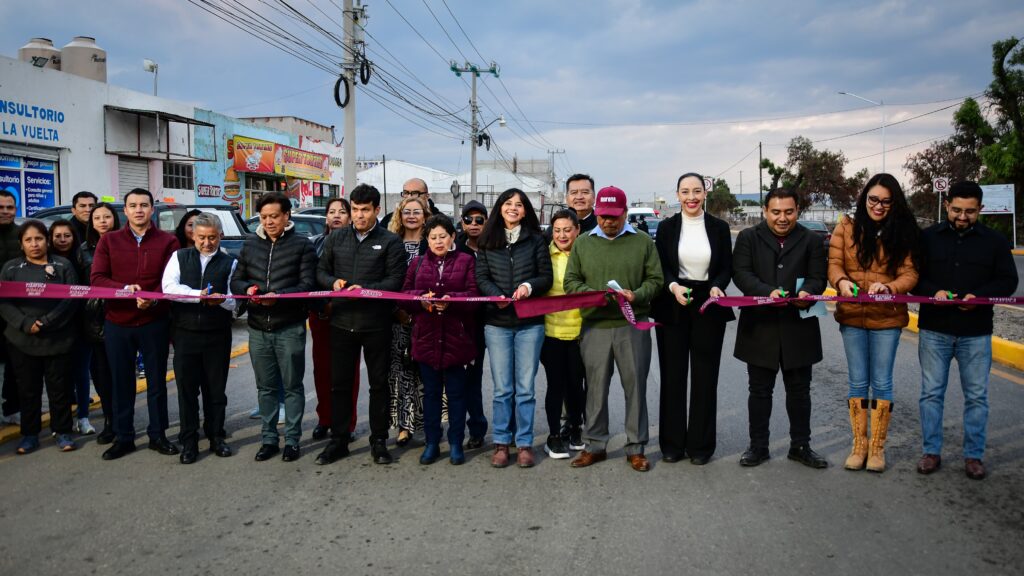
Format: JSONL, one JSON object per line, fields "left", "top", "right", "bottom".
{"left": 594, "top": 186, "right": 627, "bottom": 217}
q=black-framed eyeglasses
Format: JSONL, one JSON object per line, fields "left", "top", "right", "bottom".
{"left": 401, "top": 190, "right": 425, "bottom": 198}
{"left": 867, "top": 195, "right": 893, "bottom": 207}
{"left": 462, "top": 215, "right": 486, "bottom": 225}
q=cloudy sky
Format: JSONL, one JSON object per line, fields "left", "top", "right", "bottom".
{"left": 3, "top": 0, "right": 1022, "bottom": 201}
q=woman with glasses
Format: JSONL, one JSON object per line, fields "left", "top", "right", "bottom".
{"left": 386, "top": 196, "right": 430, "bottom": 446}
{"left": 0, "top": 220, "right": 81, "bottom": 454}
{"left": 829, "top": 173, "right": 919, "bottom": 473}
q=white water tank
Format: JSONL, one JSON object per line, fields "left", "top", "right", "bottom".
{"left": 61, "top": 36, "right": 107, "bottom": 82}
{"left": 18, "top": 38, "right": 61, "bottom": 70}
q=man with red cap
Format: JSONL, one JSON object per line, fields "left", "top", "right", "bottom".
{"left": 563, "top": 186, "right": 664, "bottom": 472}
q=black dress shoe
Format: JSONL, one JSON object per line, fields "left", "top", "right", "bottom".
{"left": 739, "top": 447, "right": 770, "bottom": 467}
{"left": 101, "top": 441, "right": 136, "bottom": 461}
{"left": 370, "top": 439, "right": 393, "bottom": 465}
{"left": 466, "top": 436, "right": 485, "bottom": 450}
{"left": 179, "top": 446, "right": 199, "bottom": 465}
{"left": 312, "top": 424, "right": 329, "bottom": 441}
{"left": 148, "top": 437, "right": 180, "bottom": 456}
{"left": 315, "top": 441, "right": 350, "bottom": 465}
{"left": 662, "top": 451, "right": 685, "bottom": 463}
{"left": 96, "top": 426, "right": 115, "bottom": 446}
{"left": 210, "top": 440, "right": 233, "bottom": 458}
{"left": 282, "top": 445, "right": 301, "bottom": 462}
{"left": 254, "top": 444, "right": 280, "bottom": 462}
{"left": 788, "top": 445, "right": 828, "bottom": 469}
{"left": 690, "top": 455, "right": 711, "bottom": 466}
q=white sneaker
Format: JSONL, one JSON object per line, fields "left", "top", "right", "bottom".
{"left": 0, "top": 413, "right": 20, "bottom": 426}
{"left": 77, "top": 417, "right": 96, "bottom": 435}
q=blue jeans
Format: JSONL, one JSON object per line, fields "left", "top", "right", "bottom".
{"left": 248, "top": 323, "right": 306, "bottom": 447}
{"left": 419, "top": 363, "right": 467, "bottom": 447}
{"left": 485, "top": 323, "right": 544, "bottom": 447}
{"left": 918, "top": 329, "right": 991, "bottom": 459}
{"left": 839, "top": 325, "right": 901, "bottom": 401}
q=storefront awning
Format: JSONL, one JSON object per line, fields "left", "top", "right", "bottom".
{"left": 103, "top": 105, "right": 216, "bottom": 162}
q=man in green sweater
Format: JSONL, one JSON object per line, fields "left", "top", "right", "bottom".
{"left": 563, "top": 186, "right": 664, "bottom": 472}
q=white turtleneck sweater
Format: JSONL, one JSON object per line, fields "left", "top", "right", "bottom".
{"left": 670, "top": 212, "right": 711, "bottom": 290}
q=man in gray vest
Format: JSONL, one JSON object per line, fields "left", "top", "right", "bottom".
{"left": 162, "top": 213, "right": 237, "bottom": 464}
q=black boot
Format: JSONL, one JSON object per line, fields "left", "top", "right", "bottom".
{"left": 96, "top": 417, "right": 115, "bottom": 445}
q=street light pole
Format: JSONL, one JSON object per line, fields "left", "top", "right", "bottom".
{"left": 839, "top": 91, "right": 885, "bottom": 172}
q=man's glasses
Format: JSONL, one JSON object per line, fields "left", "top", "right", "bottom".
{"left": 867, "top": 196, "right": 893, "bottom": 207}
{"left": 401, "top": 190, "right": 424, "bottom": 198}
{"left": 462, "top": 215, "right": 486, "bottom": 225}
{"left": 401, "top": 209, "right": 424, "bottom": 216}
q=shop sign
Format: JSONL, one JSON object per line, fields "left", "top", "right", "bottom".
{"left": 0, "top": 169, "right": 21, "bottom": 216}
{"left": 275, "top": 144, "right": 329, "bottom": 180}
{"left": 198, "top": 184, "right": 222, "bottom": 198}
{"left": 0, "top": 98, "right": 65, "bottom": 143}
{"left": 24, "top": 170, "right": 55, "bottom": 215}
{"left": 233, "top": 136, "right": 276, "bottom": 173}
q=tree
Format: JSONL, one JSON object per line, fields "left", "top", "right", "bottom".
{"left": 706, "top": 178, "right": 738, "bottom": 215}
{"left": 760, "top": 136, "right": 863, "bottom": 210}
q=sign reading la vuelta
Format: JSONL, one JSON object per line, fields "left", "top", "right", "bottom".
{"left": 232, "top": 136, "right": 329, "bottom": 180}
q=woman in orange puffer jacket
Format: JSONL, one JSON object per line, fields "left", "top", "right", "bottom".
{"left": 828, "top": 173, "right": 920, "bottom": 473}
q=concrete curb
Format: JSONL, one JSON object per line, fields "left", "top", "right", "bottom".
{"left": 0, "top": 342, "right": 250, "bottom": 446}
{"left": 823, "top": 287, "right": 1023, "bottom": 371}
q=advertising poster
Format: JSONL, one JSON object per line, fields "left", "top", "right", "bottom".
{"left": 980, "top": 184, "right": 1015, "bottom": 214}
{"left": 233, "top": 136, "right": 276, "bottom": 174}
{"left": 23, "top": 170, "right": 55, "bottom": 215}
{"left": 0, "top": 169, "right": 22, "bottom": 216}
{"left": 275, "top": 144, "right": 329, "bottom": 181}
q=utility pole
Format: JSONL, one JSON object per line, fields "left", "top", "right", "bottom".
{"left": 341, "top": 0, "right": 366, "bottom": 197}
{"left": 758, "top": 142, "right": 764, "bottom": 216}
{"left": 450, "top": 61, "right": 499, "bottom": 204}
{"left": 548, "top": 149, "right": 565, "bottom": 201}
{"left": 739, "top": 170, "right": 743, "bottom": 195}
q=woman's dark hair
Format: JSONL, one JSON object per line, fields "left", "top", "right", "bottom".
{"left": 48, "top": 220, "right": 81, "bottom": 258}
{"left": 676, "top": 172, "right": 705, "bottom": 191}
{"left": 325, "top": 197, "right": 351, "bottom": 213}
{"left": 86, "top": 202, "right": 121, "bottom": 247}
{"left": 175, "top": 208, "right": 203, "bottom": 248}
{"left": 18, "top": 219, "right": 49, "bottom": 243}
{"left": 424, "top": 214, "right": 456, "bottom": 237}
{"left": 550, "top": 208, "right": 579, "bottom": 228}
{"left": 479, "top": 188, "right": 542, "bottom": 250}
{"left": 852, "top": 173, "right": 920, "bottom": 276}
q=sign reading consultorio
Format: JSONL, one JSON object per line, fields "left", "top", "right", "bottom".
{"left": 232, "top": 136, "right": 328, "bottom": 181}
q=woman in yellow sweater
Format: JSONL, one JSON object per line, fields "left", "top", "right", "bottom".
{"left": 539, "top": 209, "right": 585, "bottom": 458}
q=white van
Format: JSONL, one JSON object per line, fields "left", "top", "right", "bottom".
{"left": 627, "top": 207, "right": 657, "bottom": 222}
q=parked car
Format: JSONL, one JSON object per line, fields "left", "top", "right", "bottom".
{"left": 798, "top": 219, "right": 832, "bottom": 251}
{"left": 644, "top": 217, "right": 662, "bottom": 240}
{"left": 32, "top": 203, "right": 250, "bottom": 259}
{"left": 296, "top": 206, "right": 326, "bottom": 216}
{"left": 245, "top": 213, "right": 326, "bottom": 238}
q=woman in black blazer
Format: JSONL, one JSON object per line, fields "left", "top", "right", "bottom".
{"left": 652, "top": 172, "right": 736, "bottom": 465}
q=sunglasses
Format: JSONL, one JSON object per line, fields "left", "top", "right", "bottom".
{"left": 462, "top": 215, "right": 486, "bottom": 225}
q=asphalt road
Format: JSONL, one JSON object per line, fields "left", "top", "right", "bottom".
{"left": 1, "top": 312, "right": 1022, "bottom": 576}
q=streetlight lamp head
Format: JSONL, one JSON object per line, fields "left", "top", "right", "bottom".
{"left": 143, "top": 59, "right": 158, "bottom": 72}
{"left": 498, "top": 115, "right": 507, "bottom": 128}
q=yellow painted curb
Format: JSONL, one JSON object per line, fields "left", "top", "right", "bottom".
{"left": 1011, "top": 249, "right": 1024, "bottom": 255}
{"left": 0, "top": 342, "right": 250, "bottom": 446}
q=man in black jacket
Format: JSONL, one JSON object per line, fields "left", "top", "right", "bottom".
{"left": 231, "top": 193, "right": 316, "bottom": 463}
{"left": 732, "top": 188, "right": 829, "bottom": 469}
{"left": 315, "top": 184, "right": 406, "bottom": 465}
{"left": 162, "top": 213, "right": 237, "bottom": 464}
{"left": 913, "top": 181, "right": 1018, "bottom": 480}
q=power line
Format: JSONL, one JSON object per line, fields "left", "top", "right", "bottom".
{"left": 421, "top": 0, "right": 469, "bottom": 62}
{"left": 219, "top": 81, "right": 335, "bottom": 112}
{"left": 441, "top": 0, "right": 488, "bottom": 62}
{"left": 848, "top": 135, "right": 949, "bottom": 162}
{"left": 713, "top": 144, "right": 760, "bottom": 179}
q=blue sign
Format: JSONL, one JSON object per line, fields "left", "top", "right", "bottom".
{"left": 24, "top": 159, "right": 53, "bottom": 171}
{"left": 0, "top": 154, "right": 20, "bottom": 169}
{"left": 24, "top": 170, "right": 55, "bottom": 216}
{"left": 0, "top": 169, "right": 22, "bottom": 216}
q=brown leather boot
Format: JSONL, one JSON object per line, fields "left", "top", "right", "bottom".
{"left": 844, "top": 398, "right": 869, "bottom": 470}
{"left": 491, "top": 444, "right": 510, "bottom": 468}
{"left": 866, "top": 399, "right": 892, "bottom": 473}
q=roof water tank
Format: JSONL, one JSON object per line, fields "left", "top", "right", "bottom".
{"left": 61, "top": 36, "right": 107, "bottom": 82}
{"left": 18, "top": 38, "right": 61, "bottom": 70}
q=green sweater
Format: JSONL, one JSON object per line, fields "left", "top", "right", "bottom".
{"left": 564, "top": 230, "right": 664, "bottom": 328}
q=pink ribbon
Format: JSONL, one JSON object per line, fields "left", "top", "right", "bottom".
{"left": 0, "top": 281, "right": 658, "bottom": 330}
{"left": 699, "top": 293, "right": 1024, "bottom": 314}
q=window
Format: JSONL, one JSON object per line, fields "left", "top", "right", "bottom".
{"left": 163, "top": 162, "right": 194, "bottom": 190}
